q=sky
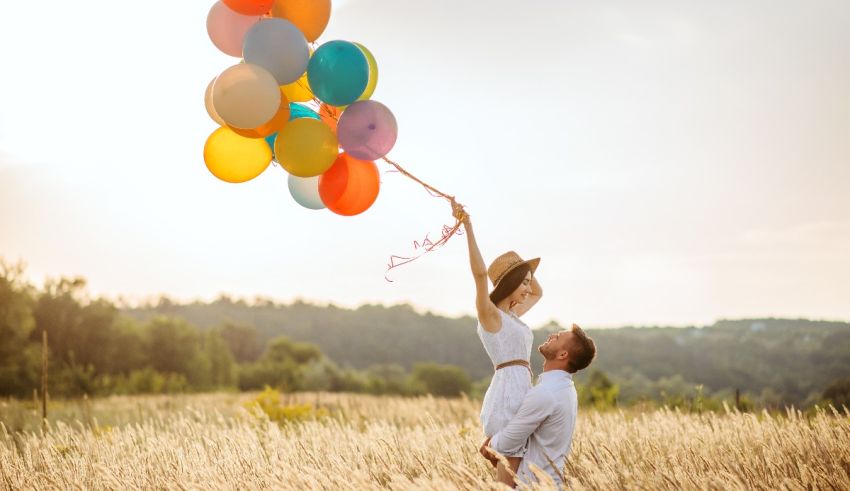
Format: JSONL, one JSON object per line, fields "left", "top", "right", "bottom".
{"left": 1, "top": 0, "right": 849, "bottom": 328}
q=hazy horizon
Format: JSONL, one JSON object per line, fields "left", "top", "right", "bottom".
{"left": 5, "top": 259, "right": 848, "bottom": 330}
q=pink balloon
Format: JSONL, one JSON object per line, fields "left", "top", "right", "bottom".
{"left": 337, "top": 101, "right": 398, "bottom": 161}
{"left": 207, "top": 1, "right": 262, "bottom": 57}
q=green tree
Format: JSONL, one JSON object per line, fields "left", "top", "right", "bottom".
{"left": 237, "top": 336, "right": 323, "bottom": 391}
{"left": 32, "top": 277, "right": 87, "bottom": 367}
{"left": 411, "top": 363, "right": 471, "bottom": 397}
{"left": 216, "top": 323, "right": 263, "bottom": 362}
{"left": 73, "top": 299, "right": 120, "bottom": 372}
{"left": 104, "top": 317, "right": 147, "bottom": 375}
{"left": 299, "top": 359, "right": 340, "bottom": 392}
{"left": 205, "top": 330, "right": 236, "bottom": 388}
{"left": 0, "top": 261, "right": 39, "bottom": 396}
{"left": 823, "top": 377, "right": 850, "bottom": 409}
{"left": 145, "top": 316, "right": 202, "bottom": 377}
{"left": 56, "top": 355, "right": 97, "bottom": 396}
{"left": 365, "top": 364, "right": 409, "bottom": 395}
{"left": 579, "top": 370, "right": 619, "bottom": 409}
{"left": 185, "top": 349, "right": 212, "bottom": 389}
{"left": 31, "top": 278, "right": 136, "bottom": 395}
{"left": 262, "top": 336, "right": 322, "bottom": 365}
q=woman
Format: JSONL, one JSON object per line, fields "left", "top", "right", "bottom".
{"left": 451, "top": 199, "right": 543, "bottom": 485}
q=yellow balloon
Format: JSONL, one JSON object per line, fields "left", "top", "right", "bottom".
{"left": 355, "top": 43, "right": 378, "bottom": 101}
{"left": 282, "top": 72, "right": 313, "bottom": 103}
{"left": 275, "top": 118, "right": 338, "bottom": 177}
{"left": 204, "top": 127, "right": 272, "bottom": 183}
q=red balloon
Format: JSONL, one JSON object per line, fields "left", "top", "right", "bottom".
{"left": 319, "top": 153, "right": 380, "bottom": 216}
{"left": 223, "top": 0, "right": 274, "bottom": 16}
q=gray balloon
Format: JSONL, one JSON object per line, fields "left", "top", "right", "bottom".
{"left": 243, "top": 19, "right": 309, "bottom": 85}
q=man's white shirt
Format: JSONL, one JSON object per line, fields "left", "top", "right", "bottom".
{"left": 489, "top": 369, "right": 578, "bottom": 487}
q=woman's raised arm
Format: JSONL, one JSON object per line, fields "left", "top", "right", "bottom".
{"left": 452, "top": 199, "right": 501, "bottom": 333}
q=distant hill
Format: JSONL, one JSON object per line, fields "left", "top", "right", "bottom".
{"left": 124, "top": 299, "right": 850, "bottom": 406}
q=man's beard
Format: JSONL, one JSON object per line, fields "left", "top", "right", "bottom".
{"left": 538, "top": 344, "right": 555, "bottom": 360}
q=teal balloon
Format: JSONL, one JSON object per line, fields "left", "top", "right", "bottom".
{"left": 265, "top": 133, "right": 277, "bottom": 159}
{"left": 307, "top": 40, "right": 369, "bottom": 106}
{"left": 289, "top": 103, "right": 321, "bottom": 120}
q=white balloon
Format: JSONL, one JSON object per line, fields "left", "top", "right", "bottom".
{"left": 243, "top": 19, "right": 310, "bottom": 85}
{"left": 204, "top": 77, "right": 226, "bottom": 126}
{"left": 288, "top": 174, "right": 326, "bottom": 210}
{"left": 212, "top": 64, "right": 281, "bottom": 130}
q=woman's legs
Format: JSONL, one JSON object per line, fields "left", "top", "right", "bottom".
{"left": 496, "top": 457, "right": 521, "bottom": 487}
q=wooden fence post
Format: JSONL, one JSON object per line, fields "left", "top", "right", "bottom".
{"left": 41, "top": 330, "right": 48, "bottom": 432}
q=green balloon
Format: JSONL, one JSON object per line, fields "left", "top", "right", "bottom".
{"left": 307, "top": 40, "right": 369, "bottom": 107}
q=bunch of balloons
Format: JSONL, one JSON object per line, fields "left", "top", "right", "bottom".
{"left": 203, "top": 0, "right": 397, "bottom": 216}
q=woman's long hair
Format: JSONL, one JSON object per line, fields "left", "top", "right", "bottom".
{"left": 489, "top": 263, "right": 531, "bottom": 306}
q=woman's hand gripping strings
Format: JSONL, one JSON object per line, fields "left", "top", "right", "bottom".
{"left": 450, "top": 197, "right": 469, "bottom": 225}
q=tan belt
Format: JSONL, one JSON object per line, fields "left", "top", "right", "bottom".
{"left": 495, "top": 359, "right": 532, "bottom": 377}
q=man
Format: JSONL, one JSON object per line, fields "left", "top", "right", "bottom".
{"left": 482, "top": 324, "right": 596, "bottom": 487}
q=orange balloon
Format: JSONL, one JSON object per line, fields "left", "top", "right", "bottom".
{"left": 230, "top": 88, "right": 291, "bottom": 138}
{"left": 319, "top": 153, "right": 380, "bottom": 216}
{"left": 319, "top": 103, "right": 341, "bottom": 135}
{"left": 223, "top": 0, "right": 274, "bottom": 16}
{"left": 271, "top": 0, "right": 331, "bottom": 42}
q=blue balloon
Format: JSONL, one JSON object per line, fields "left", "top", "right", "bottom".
{"left": 307, "top": 40, "right": 369, "bottom": 107}
{"left": 289, "top": 103, "right": 321, "bottom": 121}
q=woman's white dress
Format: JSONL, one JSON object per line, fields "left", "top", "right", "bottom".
{"left": 477, "top": 308, "right": 534, "bottom": 440}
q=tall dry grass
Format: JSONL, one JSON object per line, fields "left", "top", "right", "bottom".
{"left": 1, "top": 392, "right": 848, "bottom": 490}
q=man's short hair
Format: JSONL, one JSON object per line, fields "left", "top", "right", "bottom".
{"left": 566, "top": 324, "right": 596, "bottom": 373}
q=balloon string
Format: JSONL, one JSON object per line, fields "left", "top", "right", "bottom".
{"left": 380, "top": 156, "right": 452, "bottom": 200}
{"left": 313, "top": 100, "right": 467, "bottom": 281}
{"left": 379, "top": 156, "right": 465, "bottom": 282}
{"left": 296, "top": 79, "right": 313, "bottom": 96}
{"left": 384, "top": 221, "right": 465, "bottom": 282}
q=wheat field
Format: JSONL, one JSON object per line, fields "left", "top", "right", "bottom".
{"left": 1, "top": 392, "right": 848, "bottom": 490}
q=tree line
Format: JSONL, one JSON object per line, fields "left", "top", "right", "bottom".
{"left": 3, "top": 260, "right": 849, "bottom": 408}
{"left": 0, "top": 262, "right": 472, "bottom": 399}
{"left": 125, "top": 289, "right": 850, "bottom": 409}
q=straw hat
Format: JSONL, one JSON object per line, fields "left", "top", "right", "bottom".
{"left": 488, "top": 251, "right": 540, "bottom": 287}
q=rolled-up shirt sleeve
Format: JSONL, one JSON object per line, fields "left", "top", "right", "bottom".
{"left": 490, "top": 387, "right": 552, "bottom": 455}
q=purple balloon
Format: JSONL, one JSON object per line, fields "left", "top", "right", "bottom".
{"left": 337, "top": 100, "right": 398, "bottom": 160}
